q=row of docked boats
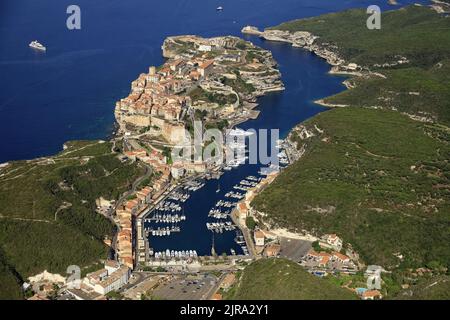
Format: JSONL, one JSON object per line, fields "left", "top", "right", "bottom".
{"left": 215, "top": 200, "right": 235, "bottom": 208}
{"left": 145, "top": 226, "right": 181, "bottom": 236}
{"left": 167, "top": 191, "right": 190, "bottom": 202}
{"left": 235, "top": 231, "right": 246, "bottom": 244}
{"left": 145, "top": 186, "right": 193, "bottom": 238}
{"left": 145, "top": 213, "right": 186, "bottom": 224}
{"left": 223, "top": 156, "right": 248, "bottom": 170}
{"left": 154, "top": 200, "right": 182, "bottom": 212}
{"left": 239, "top": 179, "right": 259, "bottom": 187}
{"left": 233, "top": 184, "right": 252, "bottom": 192}
{"left": 152, "top": 249, "right": 198, "bottom": 260}
{"left": 183, "top": 179, "right": 205, "bottom": 191}
{"left": 208, "top": 208, "right": 229, "bottom": 219}
{"left": 234, "top": 231, "right": 249, "bottom": 255}
{"left": 224, "top": 191, "right": 244, "bottom": 199}
{"left": 206, "top": 221, "right": 236, "bottom": 233}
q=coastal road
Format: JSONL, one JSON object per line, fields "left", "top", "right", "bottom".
{"left": 115, "top": 163, "right": 153, "bottom": 210}
{"left": 108, "top": 163, "right": 153, "bottom": 259}
{"left": 231, "top": 209, "right": 258, "bottom": 258}
{"left": 202, "top": 273, "right": 226, "bottom": 300}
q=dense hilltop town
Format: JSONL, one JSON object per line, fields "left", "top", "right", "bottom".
{"left": 115, "top": 35, "right": 284, "bottom": 145}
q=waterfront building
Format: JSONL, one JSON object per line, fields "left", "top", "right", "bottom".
{"left": 84, "top": 266, "right": 130, "bottom": 295}
{"left": 171, "top": 164, "right": 185, "bottom": 179}
{"left": 238, "top": 202, "right": 248, "bottom": 218}
{"left": 254, "top": 230, "right": 265, "bottom": 247}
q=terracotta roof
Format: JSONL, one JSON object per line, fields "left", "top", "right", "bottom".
{"left": 238, "top": 202, "right": 248, "bottom": 211}
{"left": 125, "top": 200, "right": 138, "bottom": 210}
{"left": 362, "top": 290, "right": 382, "bottom": 298}
{"left": 307, "top": 249, "right": 320, "bottom": 257}
{"left": 28, "top": 294, "right": 48, "bottom": 300}
{"left": 333, "top": 252, "right": 350, "bottom": 261}
{"left": 190, "top": 71, "right": 200, "bottom": 77}
{"left": 211, "top": 293, "right": 223, "bottom": 300}
{"left": 264, "top": 244, "right": 281, "bottom": 256}
{"left": 199, "top": 60, "right": 214, "bottom": 69}
{"left": 319, "top": 252, "right": 332, "bottom": 258}
{"left": 105, "top": 260, "right": 120, "bottom": 269}
{"left": 319, "top": 256, "right": 330, "bottom": 265}
{"left": 122, "top": 257, "right": 134, "bottom": 267}
{"left": 221, "top": 273, "right": 236, "bottom": 287}
{"left": 254, "top": 230, "right": 265, "bottom": 239}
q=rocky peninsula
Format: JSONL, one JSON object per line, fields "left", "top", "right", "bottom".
{"left": 115, "top": 35, "right": 284, "bottom": 146}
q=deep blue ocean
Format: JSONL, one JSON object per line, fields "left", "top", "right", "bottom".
{"left": 0, "top": 0, "right": 429, "bottom": 255}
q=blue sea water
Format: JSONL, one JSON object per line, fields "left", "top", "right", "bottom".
{"left": 0, "top": 0, "right": 429, "bottom": 255}
{"left": 0, "top": 0, "right": 429, "bottom": 163}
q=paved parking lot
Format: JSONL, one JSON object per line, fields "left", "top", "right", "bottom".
{"left": 152, "top": 274, "right": 218, "bottom": 300}
{"left": 279, "top": 237, "right": 312, "bottom": 262}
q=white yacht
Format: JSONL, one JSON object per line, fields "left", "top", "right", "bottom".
{"left": 228, "top": 128, "right": 254, "bottom": 136}
{"left": 29, "top": 40, "right": 46, "bottom": 51}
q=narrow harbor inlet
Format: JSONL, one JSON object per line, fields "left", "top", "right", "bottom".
{"left": 137, "top": 37, "right": 347, "bottom": 264}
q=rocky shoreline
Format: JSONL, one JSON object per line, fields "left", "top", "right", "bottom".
{"left": 241, "top": 26, "right": 365, "bottom": 109}
{"left": 242, "top": 26, "right": 359, "bottom": 73}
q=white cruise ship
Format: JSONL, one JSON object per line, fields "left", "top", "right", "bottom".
{"left": 227, "top": 128, "right": 254, "bottom": 137}
{"left": 29, "top": 40, "right": 46, "bottom": 51}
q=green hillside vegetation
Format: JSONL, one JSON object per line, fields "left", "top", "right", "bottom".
{"left": 270, "top": 6, "right": 450, "bottom": 125}
{"left": 393, "top": 275, "right": 450, "bottom": 300}
{"left": 269, "top": 6, "right": 450, "bottom": 69}
{"left": 323, "top": 61, "right": 450, "bottom": 125}
{"left": 252, "top": 108, "right": 450, "bottom": 270}
{"left": 189, "top": 87, "right": 237, "bottom": 106}
{"left": 0, "top": 220, "right": 106, "bottom": 280}
{"left": 0, "top": 251, "right": 22, "bottom": 300}
{"left": 0, "top": 140, "right": 145, "bottom": 299}
{"left": 223, "top": 73, "right": 256, "bottom": 95}
{"left": 225, "top": 258, "right": 357, "bottom": 300}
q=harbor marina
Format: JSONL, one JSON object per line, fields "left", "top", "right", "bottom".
{"left": 136, "top": 32, "right": 347, "bottom": 265}
{"left": 138, "top": 132, "right": 294, "bottom": 264}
